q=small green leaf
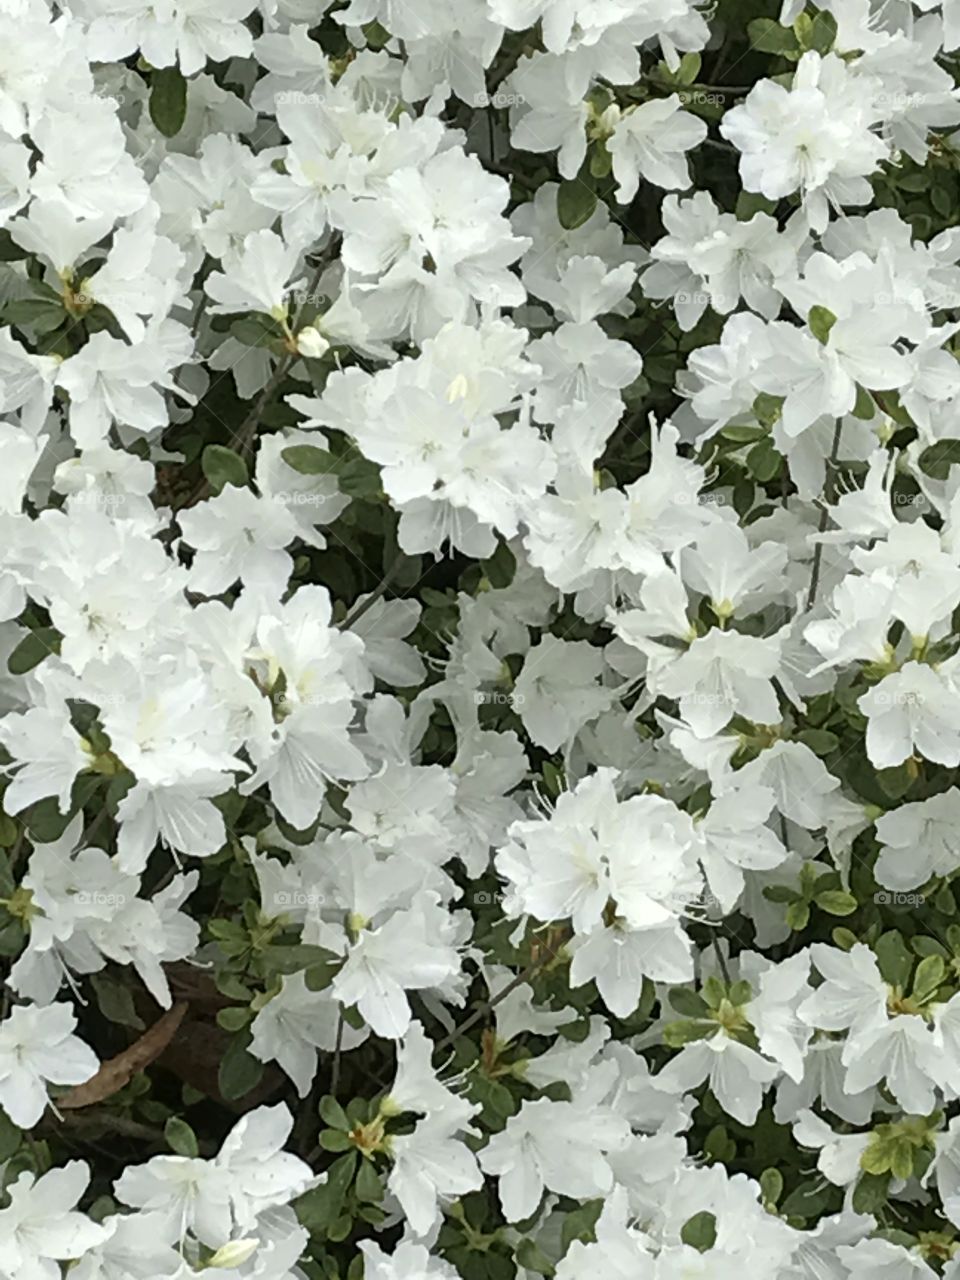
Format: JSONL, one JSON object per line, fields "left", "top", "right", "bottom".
{"left": 853, "top": 1170, "right": 891, "bottom": 1214}
{"left": 912, "top": 954, "right": 946, "bottom": 1002}
{"left": 681, "top": 1211, "right": 717, "bottom": 1253}
{"left": 815, "top": 890, "right": 858, "bottom": 917}
{"left": 746, "top": 440, "right": 782, "bottom": 482}
{"left": 557, "top": 179, "right": 597, "bottom": 230}
{"left": 763, "top": 885, "right": 800, "bottom": 905}
{"left": 807, "top": 9, "right": 838, "bottom": 53}
{"left": 669, "top": 988, "right": 709, "bottom": 1018}
{"left": 319, "top": 1129, "right": 352, "bottom": 1152}
{"left": 150, "top": 67, "right": 188, "bottom": 138}
{"left": 808, "top": 306, "right": 837, "bottom": 344}
{"left": 8, "top": 628, "right": 62, "bottom": 675}
{"left": 90, "top": 973, "right": 145, "bottom": 1030}
{"left": 760, "top": 1168, "right": 783, "bottom": 1207}
{"left": 874, "top": 930, "right": 914, "bottom": 989}
{"left": 319, "top": 1095, "right": 350, "bottom": 1131}
{"left": 747, "top": 17, "right": 800, "bottom": 54}
{"left": 201, "top": 445, "right": 248, "bottom": 494}
{"left": 218, "top": 1035, "right": 264, "bottom": 1101}
{"left": 165, "top": 1116, "right": 199, "bottom": 1158}
{"left": 663, "top": 1019, "right": 715, "bottom": 1048}
{"left": 355, "top": 1157, "right": 383, "bottom": 1203}
{"left": 481, "top": 539, "right": 517, "bottom": 590}
{"left": 216, "top": 1006, "right": 252, "bottom": 1032}
{"left": 282, "top": 444, "right": 338, "bottom": 475}
{"left": 785, "top": 900, "right": 810, "bottom": 931}
{"left": 798, "top": 728, "right": 839, "bottom": 756}
{"left": 560, "top": 1200, "right": 603, "bottom": 1251}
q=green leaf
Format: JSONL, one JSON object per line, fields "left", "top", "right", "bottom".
{"left": 218, "top": 1035, "right": 264, "bottom": 1101}
{"left": 919, "top": 438, "right": 960, "bottom": 480}
{"left": 0, "top": 1109, "right": 20, "bottom": 1161}
{"left": 763, "top": 885, "right": 800, "bottom": 905}
{"left": 797, "top": 728, "right": 839, "bottom": 756}
{"left": 230, "top": 315, "right": 278, "bottom": 347}
{"left": 785, "top": 900, "right": 810, "bottom": 931}
{"left": 746, "top": 440, "right": 782, "bottom": 483}
{"left": 338, "top": 455, "right": 382, "bottom": 498}
{"left": 759, "top": 1168, "right": 783, "bottom": 1207}
{"left": 912, "top": 954, "right": 946, "bottom": 1002}
{"left": 815, "top": 890, "right": 858, "bottom": 917}
{"left": 2, "top": 299, "right": 65, "bottom": 331}
{"left": 282, "top": 444, "right": 338, "bottom": 475}
{"left": 90, "top": 973, "right": 145, "bottom": 1030}
{"left": 747, "top": 17, "right": 800, "bottom": 53}
{"left": 481, "top": 539, "right": 517, "bottom": 590}
{"left": 663, "top": 1019, "right": 715, "bottom": 1047}
{"left": 680, "top": 1211, "right": 717, "bottom": 1253}
{"left": 852, "top": 1170, "right": 890, "bottom": 1214}
{"left": 807, "top": 9, "right": 838, "bottom": 53}
{"left": 668, "top": 988, "right": 709, "bottom": 1018}
{"left": 296, "top": 1151, "right": 358, "bottom": 1232}
{"left": 164, "top": 1117, "right": 199, "bottom": 1158}
{"left": 852, "top": 384, "right": 876, "bottom": 420}
{"left": 355, "top": 1157, "right": 383, "bottom": 1203}
{"left": 216, "top": 1006, "right": 252, "bottom": 1032}
{"left": 874, "top": 930, "right": 914, "bottom": 989}
{"left": 728, "top": 979, "right": 753, "bottom": 1006}
{"left": 877, "top": 765, "right": 914, "bottom": 801}
{"left": 202, "top": 445, "right": 248, "bottom": 494}
{"left": 319, "top": 1129, "right": 352, "bottom": 1152}
{"left": 149, "top": 67, "right": 188, "bottom": 138}
{"left": 515, "top": 1238, "right": 556, "bottom": 1277}
{"left": 559, "top": 1200, "right": 603, "bottom": 1251}
{"left": 720, "top": 424, "right": 767, "bottom": 444}
{"left": 677, "top": 51, "right": 702, "bottom": 84}
{"left": 808, "top": 306, "right": 837, "bottom": 344}
{"left": 319, "top": 1095, "right": 350, "bottom": 1131}
{"left": 8, "top": 628, "right": 62, "bottom": 675}
{"left": 557, "top": 179, "right": 597, "bottom": 231}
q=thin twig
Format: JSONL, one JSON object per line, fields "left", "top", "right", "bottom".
{"left": 339, "top": 557, "right": 406, "bottom": 631}
{"left": 805, "top": 419, "right": 844, "bottom": 612}
{"left": 433, "top": 959, "right": 543, "bottom": 1055}
{"left": 331, "top": 1007, "right": 345, "bottom": 1098}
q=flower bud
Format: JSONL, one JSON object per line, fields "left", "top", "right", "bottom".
{"left": 296, "top": 326, "right": 330, "bottom": 359}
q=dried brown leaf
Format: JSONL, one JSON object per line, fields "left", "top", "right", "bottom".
{"left": 59, "top": 1002, "right": 188, "bottom": 1110}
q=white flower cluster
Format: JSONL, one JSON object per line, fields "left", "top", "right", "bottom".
{"left": 2, "top": 0, "right": 960, "bottom": 1277}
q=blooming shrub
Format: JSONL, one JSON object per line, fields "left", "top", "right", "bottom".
{"left": 5, "top": 0, "right": 960, "bottom": 1277}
